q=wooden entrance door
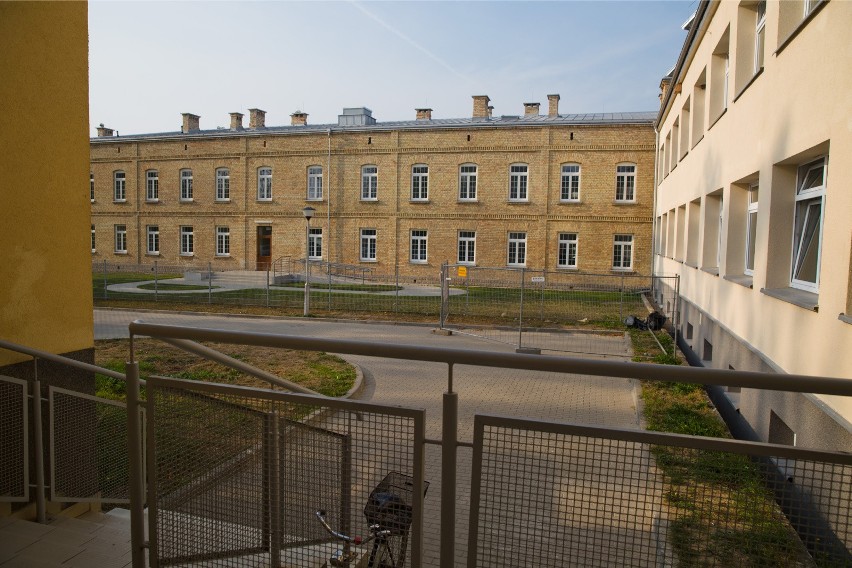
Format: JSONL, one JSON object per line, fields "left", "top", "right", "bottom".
{"left": 256, "top": 226, "right": 272, "bottom": 270}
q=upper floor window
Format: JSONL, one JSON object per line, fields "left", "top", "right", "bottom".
{"left": 458, "top": 231, "right": 476, "bottom": 264}
{"left": 560, "top": 164, "right": 580, "bottom": 202}
{"left": 308, "top": 166, "right": 323, "bottom": 200}
{"left": 791, "top": 157, "right": 826, "bottom": 293}
{"left": 507, "top": 232, "right": 527, "bottom": 266}
{"left": 745, "top": 184, "right": 759, "bottom": 275}
{"left": 309, "top": 227, "right": 323, "bottom": 260}
{"left": 180, "top": 169, "right": 193, "bottom": 201}
{"left": 509, "top": 164, "right": 528, "bottom": 202}
{"left": 113, "top": 171, "right": 126, "bottom": 202}
{"left": 755, "top": 0, "right": 767, "bottom": 72}
{"left": 216, "top": 168, "right": 230, "bottom": 201}
{"left": 459, "top": 164, "right": 478, "bottom": 201}
{"left": 613, "top": 234, "right": 634, "bottom": 270}
{"left": 257, "top": 167, "right": 272, "bottom": 201}
{"left": 146, "top": 170, "right": 159, "bottom": 202}
{"left": 90, "top": 173, "right": 94, "bottom": 202}
{"left": 558, "top": 233, "right": 578, "bottom": 269}
{"left": 91, "top": 225, "right": 96, "bottom": 253}
{"left": 410, "top": 230, "right": 427, "bottom": 263}
{"left": 615, "top": 164, "right": 636, "bottom": 202}
{"left": 411, "top": 165, "right": 429, "bottom": 201}
{"left": 361, "top": 165, "right": 378, "bottom": 200}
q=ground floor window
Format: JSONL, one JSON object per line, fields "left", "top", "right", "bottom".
{"left": 216, "top": 226, "right": 230, "bottom": 256}
{"left": 557, "top": 233, "right": 578, "bottom": 268}
{"left": 309, "top": 227, "right": 322, "bottom": 259}
{"left": 360, "top": 229, "right": 377, "bottom": 261}
{"left": 114, "top": 225, "right": 126, "bottom": 253}
{"left": 458, "top": 231, "right": 476, "bottom": 264}
{"left": 180, "top": 226, "right": 194, "bottom": 256}
{"left": 507, "top": 232, "right": 526, "bottom": 266}
{"left": 146, "top": 225, "right": 159, "bottom": 255}
{"left": 410, "top": 230, "right": 427, "bottom": 263}
{"left": 613, "top": 234, "right": 633, "bottom": 270}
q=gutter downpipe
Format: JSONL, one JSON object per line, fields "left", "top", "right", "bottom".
{"left": 327, "top": 128, "right": 332, "bottom": 270}
{"left": 651, "top": 126, "right": 659, "bottom": 282}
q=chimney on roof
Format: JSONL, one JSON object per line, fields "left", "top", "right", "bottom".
{"left": 181, "top": 113, "right": 200, "bottom": 133}
{"left": 290, "top": 111, "right": 308, "bottom": 126}
{"left": 229, "top": 112, "right": 244, "bottom": 130}
{"left": 249, "top": 108, "right": 266, "bottom": 128}
{"left": 547, "top": 94, "right": 560, "bottom": 117}
{"left": 472, "top": 95, "right": 490, "bottom": 119}
{"left": 96, "top": 123, "right": 114, "bottom": 137}
{"left": 415, "top": 108, "right": 432, "bottom": 120}
{"left": 524, "top": 102, "right": 540, "bottom": 116}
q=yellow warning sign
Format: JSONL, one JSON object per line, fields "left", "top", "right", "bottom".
{"left": 457, "top": 266, "right": 468, "bottom": 277}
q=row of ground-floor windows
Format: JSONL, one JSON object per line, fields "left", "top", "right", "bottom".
{"left": 94, "top": 225, "right": 635, "bottom": 270}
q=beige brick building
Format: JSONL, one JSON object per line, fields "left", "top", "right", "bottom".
{"left": 91, "top": 96, "right": 655, "bottom": 277}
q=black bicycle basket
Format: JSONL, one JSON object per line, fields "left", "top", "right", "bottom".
{"left": 364, "top": 472, "right": 429, "bottom": 536}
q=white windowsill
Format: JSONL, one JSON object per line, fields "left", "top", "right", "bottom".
{"left": 180, "top": 199, "right": 194, "bottom": 203}
{"left": 180, "top": 253, "right": 194, "bottom": 257}
{"left": 114, "top": 251, "right": 128, "bottom": 255}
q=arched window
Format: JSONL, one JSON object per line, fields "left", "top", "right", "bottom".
{"left": 113, "top": 171, "right": 126, "bottom": 202}
{"left": 307, "top": 166, "right": 323, "bottom": 200}
{"left": 560, "top": 163, "right": 581, "bottom": 202}
{"left": 145, "top": 169, "right": 159, "bottom": 202}
{"left": 411, "top": 164, "right": 429, "bottom": 201}
{"left": 216, "top": 168, "right": 230, "bottom": 201}
{"left": 458, "top": 164, "right": 477, "bottom": 201}
{"left": 180, "top": 169, "right": 193, "bottom": 201}
{"left": 361, "top": 165, "right": 378, "bottom": 200}
{"left": 257, "top": 167, "right": 272, "bottom": 201}
{"left": 615, "top": 163, "right": 636, "bottom": 202}
{"left": 509, "top": 163, "right": 528, "bottom": 201}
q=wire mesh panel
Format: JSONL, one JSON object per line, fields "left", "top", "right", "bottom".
{"left": 0, "top": 376, "right": 28, "bottom": 502}
{"left": 147, "top": 376, "right": 425, "bottom": 568}
{"left": 50, "top": 387, "right": 136, "bottom": 503}
{"left": 469, "top": 415, "right": 852, "bottom": 567}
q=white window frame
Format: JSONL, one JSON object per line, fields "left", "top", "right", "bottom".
{"left": 146, "top": 170, "right": 159, "bottom": 202}
{"left": 90, "top": 173, "right": 94, "bottom": 202}
{"left": 361, "top": 165, "right": 378, "bottom": 201}
{"left": 307, "top": 166, "right": 323, "bottom": 201}
{"left": 257, "top": 167, "right": 272, "bottom": 201}
{"left": 180, "top": 226, "right": 194, "bottom": 256}
{"left": 180, "top": 169, "right": 193, "bottom": 201}
{"left": 612, "top": 234, "right": 634, "bottom": 271}
{"left": 410, "top": 230, "right": 428, "bottom": 263}
{"left": 308, "top": 227, "right": 323, "bottom": 260}
{"left": 146, "top": 225, "right": 160, "bottom": 255}
{"left": 723, "top": 54, "right": 730, "bottom": 111}
{"left": 509, "top": 164, "right": 529, "bottom": 202}
{"left": 113, "top": 171, "right": 126, "bottom": 202}
{"left": 790, "top": 157, "right": 826, "bottom": 293}
{"left": 615, "top": 164, "right": 636, "bottom": 202}
{"left": 560, "top": 164, "right": 581, "bottom": 202}
{"left": 754, "top": 0, "right": 766, "bottom": 73}
{"left": 114, "top": 224, "right": 127, "bottom": 253}
{"left": 745, "top": 184, "right": 759, "bottom": 275}
{"left": 557, "top": 233, "right": 578, "bottom": 269}
{"left": 360, "top": 228, "right": 377, "bottom": 261}
{"left": 411, "top": 165, "right": 429, "bottom": 201}
{"left": 507, "top": 232, "right": 527, "bottom": 267}
{"left": 216, "top": 226, "right": 230, "bottom": 257}
{"left": 458, "top": 231, "right": 476, "bottom": 265}
{"left": 91, "top": 225, "right": 96, "bottom": 253}
{"left": 459, "top": 164, "right": 478, "bottom": 201}
{"left": 216, "top": 168, "right": 230, "bottom": 201}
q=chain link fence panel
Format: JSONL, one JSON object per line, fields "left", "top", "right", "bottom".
{"left": 0, "top": 376, "right": 28, "bottom": 502}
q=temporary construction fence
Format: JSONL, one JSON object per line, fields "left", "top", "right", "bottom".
{"left": 439, "top": 263, "right": 680, "bottom": 356}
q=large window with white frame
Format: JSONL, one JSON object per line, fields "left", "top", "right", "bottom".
{"left": 216, "top": 226, "right": 230, "bottom": 256}
{"left": 91, "top": 225, "right": 96, "bottom": 253}
{"left": 114, "top": 171, "right": 126, "bottom": 202}
{"left": 180, "top": 226, "right": 194, "bottom": 256}
{"left": 745, "top": 184, "right": 759, "bottom": 275}
{"left": 360, "top": 229, "right": 377, "bottom": 261}
{"left": 215, "top": 168, "right": 230, "bottom": 201}
{"left": 308, "top": 227, "right": 322, "bottom": 260}
{"left": 557, "top": 233, "right": 578, "bottom": 269}
{"left": 146, "top": 170, "right": 159, "bottom": 202}
{"left": 458, "top": 231, "right": 476, "bottom": 264}
{"left": 615, "top": 164, "right": 636, "bottom": 202}
{"left": 410, "top": 230, "right": 427, "bottom": 263}
{"left": 257, "top": 167, "right": 272, "bottom": 201}
{"left": 307, "top": 166, "right": 323, "bottom": 200}
{"left": 180, "top": 169, "right": 193, "bottom": 201}
{"left": 560, "top": 164, "right": 580, "bottom": 202}
{"left": 361, "top": 166, "right": 378, "bottom": 200}
{"left": 509, "top": 164, "right": 528, "bottom": 202}
{"left": 612, "top": 234, "right": 634, "bottom": 270}
{"left": 114, "top": 224, "right": 127, "bottom": 253}
{"left": 411, "top": 165, "right": 429, "bottom": 201}
{"left": 791, "top": 157, "right": 826, "bottom": 292}
{"left": 146, "top": 225, "right": 159, "bottom": 255}
{"left": 459, "top": 164, "right": 478, "bottom": 201}
{"left": 90, "top": 173, "right": 94, "bottom": 202}
{"left": 507, "top": 232, "right": 527, "bottom": 266}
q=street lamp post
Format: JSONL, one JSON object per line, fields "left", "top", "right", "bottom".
{"left": 303, "top": 206, "right": 315, "bottom": 316}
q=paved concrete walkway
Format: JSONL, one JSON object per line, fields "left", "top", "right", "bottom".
{"left": 93, "top": 309, "right": 642, "bottom": 566}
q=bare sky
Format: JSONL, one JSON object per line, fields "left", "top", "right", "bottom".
{"left": 88, "top": 0, "right": 695, "bottom": 136}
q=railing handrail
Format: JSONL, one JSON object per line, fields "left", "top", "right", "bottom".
{"left": 0, "top": 337, "right": 128, "bottom": 382}
{"left": 127, "top": 321, "right": 852, "bottom": 397}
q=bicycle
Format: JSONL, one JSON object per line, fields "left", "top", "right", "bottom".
{"left": 316, "top": 472, "right": 429, "bottom": 568}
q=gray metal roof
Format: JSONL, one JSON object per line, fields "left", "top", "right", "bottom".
{"left": 91, "top": 111, "right": 657, "bottom": 142}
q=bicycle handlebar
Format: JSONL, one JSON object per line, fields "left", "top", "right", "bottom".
{"left": 315, "top": 510, "right": 395, "bottom": 546}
